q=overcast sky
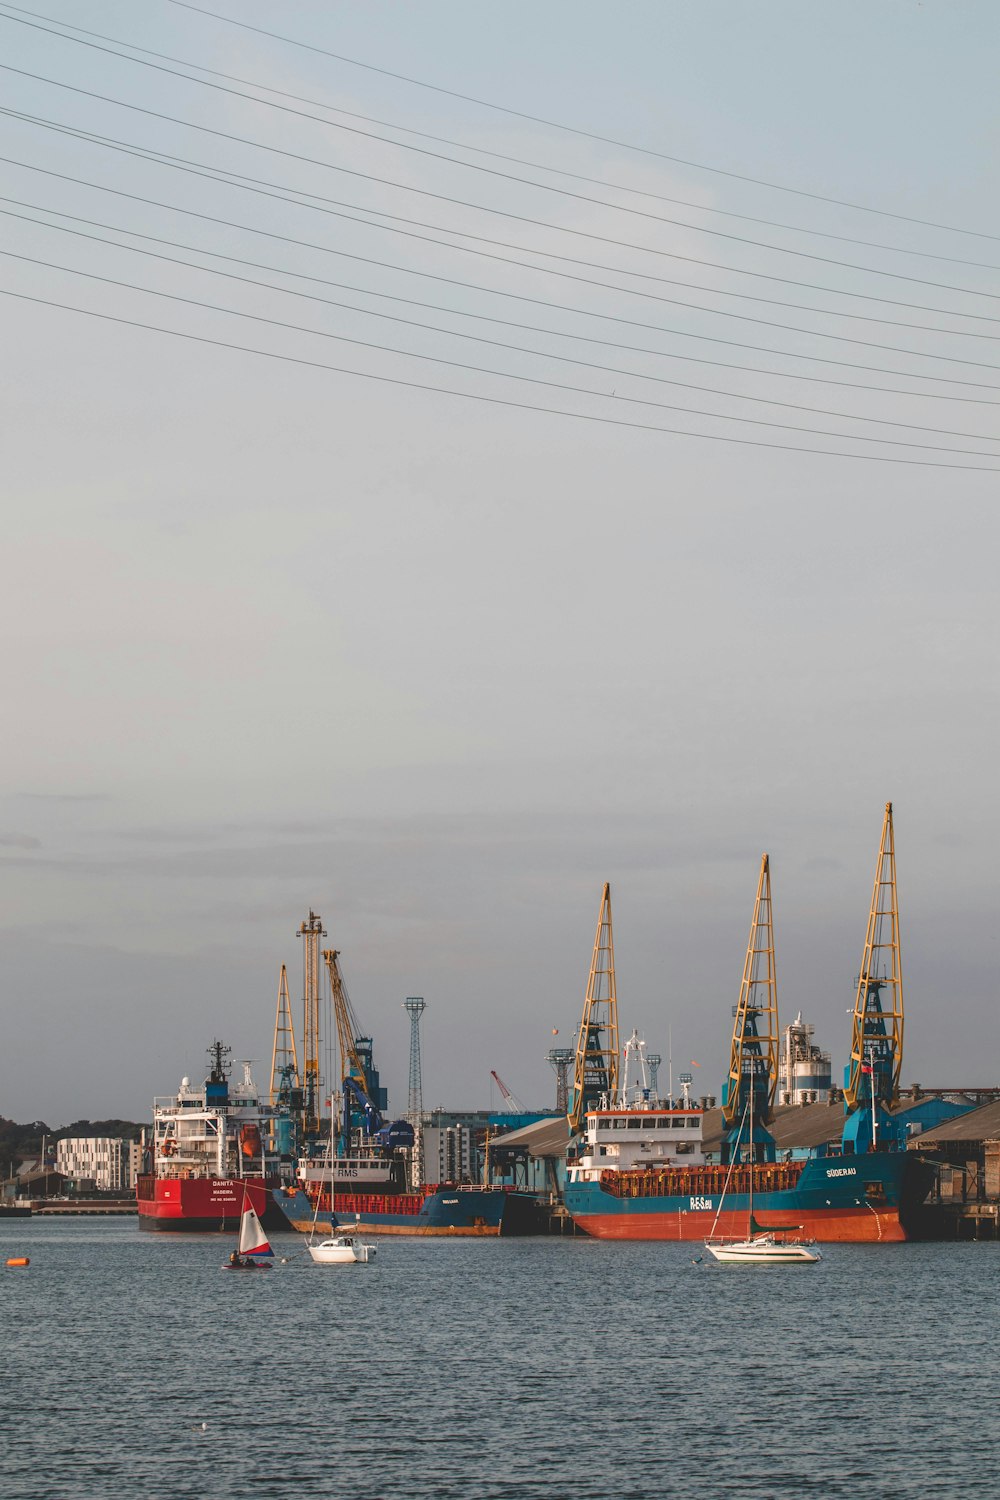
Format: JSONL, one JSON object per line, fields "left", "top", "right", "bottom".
{"left": 2, "top": 0, "right": 998, "bottom": 1126}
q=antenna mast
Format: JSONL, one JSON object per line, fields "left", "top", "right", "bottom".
{"left": 721, "top": 853, "right": 779, "bottom": 1164}
{"left": 568, "top": 882, "right": 620, "bottom": 1133}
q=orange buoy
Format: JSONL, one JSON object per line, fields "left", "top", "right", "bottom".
{"left": 6, "top": 1257, "right": 29, "bottom": 1267}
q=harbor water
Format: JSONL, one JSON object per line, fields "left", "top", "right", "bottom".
{"left": 2, "top": 1220, "right": 998, "bottom": 1499}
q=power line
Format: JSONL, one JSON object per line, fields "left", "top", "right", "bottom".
{"left": 9, "top": 245, "right": 997, "bottom": 456}
{"left": 7, "top": 120, "right": 1000, "bottom": 403}
{"left": 6, "top": 144, "right": 999, "bottom": 405}
{"left": 170, "top": 0, "right": 1000, "bottom": 246}
{"left": 3, "top": 62, "right": 998, "bottom": 310}
{"left": 7, "top": 205, "right": 995, "bottom": 449}
{"left": 4, "top": 282, "right": 997, "bottom": 471}
{"left": 5, "top": 6, "right": 1000, "bottom": 280}
{"left": 5, "top": 2, "right": 996, "bottom": 271}
{"left": 8, "top": 105, "right": 997, "bottom": 337}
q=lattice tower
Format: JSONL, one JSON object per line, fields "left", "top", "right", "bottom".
{"left": 404, "top": 997, "right": 426, "bottom": 1187}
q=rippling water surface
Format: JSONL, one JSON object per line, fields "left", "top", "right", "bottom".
{"left": 2, "top": 1220, "right": 997, "bottom": 1499}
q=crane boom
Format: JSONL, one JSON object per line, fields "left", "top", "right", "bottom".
{"left": 843, "top": 803, "right": 905, "bottom": 1153}
{"left": 490, "top": 1071, "right": 524, "bottom": 1112}
{"left": 721, "top": 854, "right": 779, "bottom": 1164}
{"left": 323, "top": 948, "right": 371, "bottom": 1101}
{"left": 568, "top": 882, "right": 620, "bottom": 1134}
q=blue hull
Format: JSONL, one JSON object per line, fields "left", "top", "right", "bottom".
{"left": 564, "top": 1151, "right": 933, "bottom": 1242}
{"left": 273, "top": 1185, "right": 542, "bottom": 1237}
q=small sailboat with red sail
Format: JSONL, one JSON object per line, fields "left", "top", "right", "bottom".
{"left": 225, "top": 1190, "right": 274, "bottom": 1270}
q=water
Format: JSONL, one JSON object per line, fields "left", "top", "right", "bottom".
{"left": 2, "top": 1219, "right": 997, "bottom": 1500}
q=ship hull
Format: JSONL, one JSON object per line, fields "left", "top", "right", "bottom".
{"left": 564, "top": 1151, "right": 933, "bottom": 1243}
{"left": 136, "top": 1175, "right": 288, "bottom": 1232}
{"left": 273, "top": 1185, "right": 542, "bottom": 1237}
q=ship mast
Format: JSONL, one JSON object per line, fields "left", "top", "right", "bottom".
{"left": 843, "top": 803, "right": 904, "bottom": 1153}
{"left": 721, "top": 854, "right": 779, "bottom": 1165}
{"left": 568, "top": 882, "right": 620, "bottom": 1134}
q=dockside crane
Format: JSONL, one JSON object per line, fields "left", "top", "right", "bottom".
{"left": 721, "top": 854, "right": 780, "bottom": 1165}
{"left": 323, "top": 947, "right": 414, "bottom": 1155}
{"left": 298, "top": 910, "right": 326, "bottom": 1137}
{"left": 490, "top": 1071, "right": 525, "bottom": 1113}
{"left": 842, "top": 802, "right": 905, "bottom": 1155}
{"left": 269, "top": 962, "right": 299, "bottom": 1106}
{"left": 567, "top": 882, "right": 620, "bottom": 1135}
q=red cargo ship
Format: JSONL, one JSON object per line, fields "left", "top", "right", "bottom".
{"left": 136, "top": 1042, "right": 287, "bottom": 1232}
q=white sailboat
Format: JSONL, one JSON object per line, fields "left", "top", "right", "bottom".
{"left": 704, "top": 1100, "right": 821, "bottom": 1265}
{"left": 305, "top": 1127, "right": 377, "bottom": 1266}
{"left": 225, "top": 1190, "right": 274, "bottom": 1270}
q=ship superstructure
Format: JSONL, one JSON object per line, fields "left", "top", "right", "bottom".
{"left": 137, "top": 1042, "right": 288, "bottom": 1231}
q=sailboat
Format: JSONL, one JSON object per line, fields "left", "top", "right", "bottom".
{"left": 704, "top": 1100, "right": 821, "bottom": 1265}
{"left": 225, "top": 1189, "right": 275, "bottom": 1270}
{"left": 305, "top": 1116, "right": 377, "bottom": 1266}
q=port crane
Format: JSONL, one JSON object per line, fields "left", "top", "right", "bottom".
{"left": 842, "top": 803, "right": 905, "bottom": 1155}
{"left": 323, "top": 947, "right": 414, "bottom": 1155}
{"left": 721, "top": 854, "right": 779, "bottom": 1165}
{"left": 299, "top": 911, "right": 327, "bottom": 1136}
{"left": 490, "top": 1071, "right": 525, "bottom": 1113}
{"left": 269, "top": 962, "right": 299, "bottom": 1107}
{"left": 567, "top": 882, "right": 620, "bottom": 1135}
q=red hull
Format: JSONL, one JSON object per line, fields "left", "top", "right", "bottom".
{"left": 136, "top": 1175, "right": 283, "bottom": 1231}
{"left": 577, "top": 1204, "right": 906, "bottom": 1243}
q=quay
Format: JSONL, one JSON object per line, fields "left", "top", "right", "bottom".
{"left": 30, "top": 1199, "right": 137, "bottom": 1217}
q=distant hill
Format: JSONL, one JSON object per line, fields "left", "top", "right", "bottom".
{"left": 0, "top": 1116, "right": 145, "bottom": 1174}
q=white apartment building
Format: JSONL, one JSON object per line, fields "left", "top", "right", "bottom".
{"left": 55, "top": 1137, "right": 140, "bottom": 1191}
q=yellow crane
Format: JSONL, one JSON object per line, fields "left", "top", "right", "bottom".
{"left": 268, "top": 962, "right": 299, "bottom": 1107}
{"left": 567, "top": 882, "right": 620, "bottom": 1135}
{"left": 721, "top": 854, "right": 780, "bottom": 1164}
{"left": 843, "top": 803, "right": 904, "bottom": 1152}
{"left": 298, "top": 910, "right": 326, "bottom": 1136}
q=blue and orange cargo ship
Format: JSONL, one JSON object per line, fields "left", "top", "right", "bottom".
{"left": 562, "top": 1102, "right": 933, "bottom": 1242}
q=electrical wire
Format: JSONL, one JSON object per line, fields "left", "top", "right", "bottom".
{"left": 8, "top": 105, "right": 997, "bottom": 336}
{"left": 3, "top": 282, "right": 997, "bottom": 471}
{"left": 5, "top": 134, "right": 1000, "bottom": 399}
{"left": 0, "top": 166, "right": 984, "bottom": 414}
{"left": 5, "top": 7, "right": 1000, "bottom": 279}
{"left": 2, "top": 62, "right": 998, "bottom": 309}
{"left": 7, "top": 205, "right": 996, "bottom": 448}
{"left": 169, "top": 0, "right": 1000, "bottom": 246}
{"left": 9, "top": 197, "right": 997, "bottom": 442}
{"left": 10, "top": 244, "right": 999, "bottom": 456}
{"left": 4, "top": 2, "right": 996, "bottom": 271}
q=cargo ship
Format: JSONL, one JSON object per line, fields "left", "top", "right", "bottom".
{"left": 136, "top": 1042, "right": 290, "bottom": 1232}
{"left": 273, "top": 1180, "right": 541, "bottom": 1237}
{"left": 274, "top": 1116, "right": 542, "bottom": 1236}
{"left": 563, "top": 811, "right": 932, "bottom": 1245}
{"left": 563, "top": 1100, "right": 933, "bottom": 1242}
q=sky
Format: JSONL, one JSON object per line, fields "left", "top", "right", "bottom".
{"left": 1, "top": 1, "right": 998, "bottom": 1126}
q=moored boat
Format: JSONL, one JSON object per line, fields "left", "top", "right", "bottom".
{"left": 137, "top": 1042, "right": 289, "bottom": 1232}
{"left": 274, "top": 1181, "right": 541, "bottom": 1237}
{"left": 563, "top": 1102, "right": 932, "bottom": 1242}
{"left": 307, "top": 1234, "right": 376, "bottom": 1264}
